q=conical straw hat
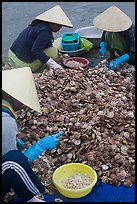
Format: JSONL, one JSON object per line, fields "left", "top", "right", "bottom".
{"left": 93, "top": 6, "right": 132, "bottom": 32}
{"left": 35, "top": 5, "right": 73, "bottom": 28}
{"left": 2, "top": 67, "right": 41, "bottom": 113}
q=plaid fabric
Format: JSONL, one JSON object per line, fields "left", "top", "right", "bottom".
{"left": 121, "top": 25, "right": 135, "bottom": 57}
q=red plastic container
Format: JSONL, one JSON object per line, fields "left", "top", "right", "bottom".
{"left": 63, "top": 57, "right": 89, "bottom": 69}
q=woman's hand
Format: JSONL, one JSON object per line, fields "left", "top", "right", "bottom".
{"left": 46, "top": 58, "right": 63, "bottom": 70}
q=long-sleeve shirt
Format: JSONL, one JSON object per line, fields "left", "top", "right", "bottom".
{"left": 10, "top": 22, "right": 53, "bottom": 64}
{"left": 2, "top": 100, "right": 18, "bottom": 156}
{"left": 101, "top": 25, "right": 135, "bottom": 58}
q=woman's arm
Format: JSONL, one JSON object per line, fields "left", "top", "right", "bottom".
{"left": 31, "top": 30, "right": 52, "bottom": 64}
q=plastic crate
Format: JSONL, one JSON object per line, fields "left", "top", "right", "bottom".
{"left": 61, "top": 32, "right": 80, "bottom": 51}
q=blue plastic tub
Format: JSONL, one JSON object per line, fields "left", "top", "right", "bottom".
{"left": 61, "top": 32, "right": 80, "bottom": 51}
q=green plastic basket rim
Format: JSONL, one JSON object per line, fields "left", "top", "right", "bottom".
{"left": 62, "top": 34, "right": 77, "bottom": 42}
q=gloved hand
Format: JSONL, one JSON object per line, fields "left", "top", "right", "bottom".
{"left": 107, "top": 54, "right": 130, "bottom": 70}
{"left": 23, "top": 131, "right": 64, "bottom": 162}
{"left": 17, "top": 138, "right": 25, "bottom": 151}
{"left": 99, "top": 41, "right": 107, "bottom": 57}
{"left": 46, "top": 58, "right": 63, "bottom": 70}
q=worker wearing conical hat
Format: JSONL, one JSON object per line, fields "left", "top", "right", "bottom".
{"left": 93, "top": 6, "right": 135, "bottom": 70}
{"left": 8, "top": 5, "right": 73, "bottom": 73}
{"left": 2, "top": 67, "right": 61, "bottom": 202}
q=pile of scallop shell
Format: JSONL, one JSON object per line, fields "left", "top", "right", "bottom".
{"left": 16, "top": 62, "right": 135, "bottom": 194}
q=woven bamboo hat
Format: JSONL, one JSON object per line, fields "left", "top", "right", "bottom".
{"left": 2, "top": 67, "right": 41, "bottom": 113}
{"left": 93, "top": 5, "right": 132, "bottom": 32}
{"left": 35, "top": 5, "right": 73, "bottom": 28}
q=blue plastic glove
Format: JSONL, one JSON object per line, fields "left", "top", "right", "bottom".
{"left": 17, "top": 138, "right": 25, "bottom": 151}
{"left": 24, "top": 131, "right": 64, "bottom": 162}
{"left": 107, "top": 54, "right": 130, "bottom": 70}
{"left": 99, "top": 41, "right": 107, "bottom": 57}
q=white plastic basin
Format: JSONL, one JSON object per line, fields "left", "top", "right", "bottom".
{"left": 75, "top": 26, "right": 103, "bottom": 48}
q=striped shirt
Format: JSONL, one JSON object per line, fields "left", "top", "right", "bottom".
{"left": 2, "top": 100, "right": 18, "bottom": 156}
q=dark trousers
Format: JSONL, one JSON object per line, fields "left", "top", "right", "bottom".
{"left": 2, "top": 150, "right": 45, "bottom": 202}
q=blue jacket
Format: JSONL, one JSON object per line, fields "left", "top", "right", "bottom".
{"left": 10, "top": 21, "right": 53, "bottom": 63}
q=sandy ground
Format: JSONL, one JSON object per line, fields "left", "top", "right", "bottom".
{"left": 2, "top": 2, "right": 135, "bottom": 63}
